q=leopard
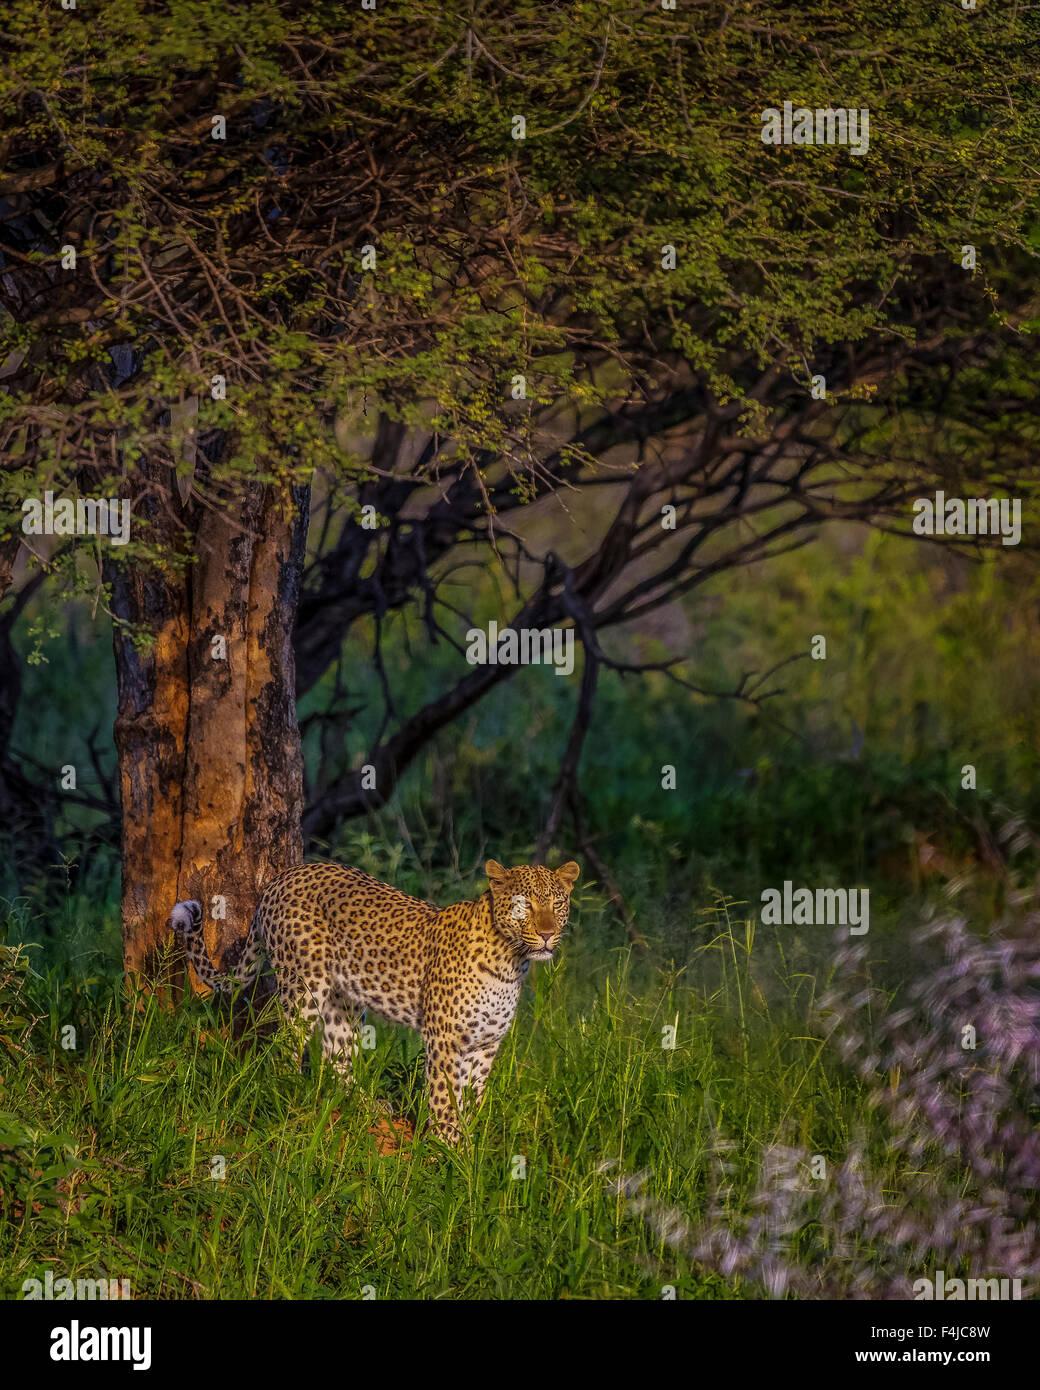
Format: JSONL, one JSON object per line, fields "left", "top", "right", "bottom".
{"left": 169, "top": 857, "right": 580, "bottom": 1143}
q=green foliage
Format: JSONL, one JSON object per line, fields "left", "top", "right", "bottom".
{"left": 0, "top": 940, "right": 35, "bottom": 1062}
{"left": 0, "top": 942, "right": 84, "bottom": 1234}
{"left": 3, "top": 0, "right": 1039, "bottom": 567}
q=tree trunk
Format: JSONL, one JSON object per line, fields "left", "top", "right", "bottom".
{"left": 107, "top": 464, "right": 309, "bottom": 991}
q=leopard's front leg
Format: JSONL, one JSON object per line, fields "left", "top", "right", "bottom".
{"left": 464, "top": 1038, "right": 502, "bottom": 1107}
{"left": 422, "top": 1032, "right": 467, "bottom": 1144}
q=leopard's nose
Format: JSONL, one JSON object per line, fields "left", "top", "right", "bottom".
{"left": 538, "top": 931, "right": 554, "bottom": 948}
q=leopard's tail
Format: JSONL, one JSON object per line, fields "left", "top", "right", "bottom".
{"left": 169, "top": 900, "right": 265, "bottom": 991}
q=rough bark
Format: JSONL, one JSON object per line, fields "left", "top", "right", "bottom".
{"left": 107, "top": 464, "right": 309, "bottom": 991}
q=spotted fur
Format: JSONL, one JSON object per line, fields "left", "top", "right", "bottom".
{"left": 170, "top": 858, "right": 579, "bottom": 1142}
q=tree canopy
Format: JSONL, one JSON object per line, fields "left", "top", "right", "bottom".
{"left": 3, "top": 1, "right": 1037, "bottom": 526}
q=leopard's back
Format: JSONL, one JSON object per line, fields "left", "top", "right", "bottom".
{"left": 256, "top": 861, "right": 439, "bottom": 1026}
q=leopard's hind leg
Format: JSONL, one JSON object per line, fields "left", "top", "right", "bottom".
{"left": 317, "top": 992, "right": 365, "bottom": 1083}
{"left": 262, "top": 896, "right": 364, "bottom": 1084}
{"left": 278, "top": 972, "right": 361, "bottom": 1083}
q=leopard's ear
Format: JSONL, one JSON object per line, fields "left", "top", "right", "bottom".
{"left": 485, "top": 859, "right": 509, "bottom": 885}
{"left": 555, "top": 861, "right": 580, "bottom": 891}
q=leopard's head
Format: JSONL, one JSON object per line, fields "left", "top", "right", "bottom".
{"left": 485, "top": 859, "right": 580, "bottom": 961}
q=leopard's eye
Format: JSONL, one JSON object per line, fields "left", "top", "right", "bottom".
{"left": 510, "top": 895, "right": 529, "bottom": 921}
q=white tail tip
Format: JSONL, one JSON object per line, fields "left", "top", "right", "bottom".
{"left": 170, "top": 900, "right": 203, "bottom": 934}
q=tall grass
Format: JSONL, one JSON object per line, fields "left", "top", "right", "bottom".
{"left": 3, "top": 885, "right": 872, "bottom": 1301}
